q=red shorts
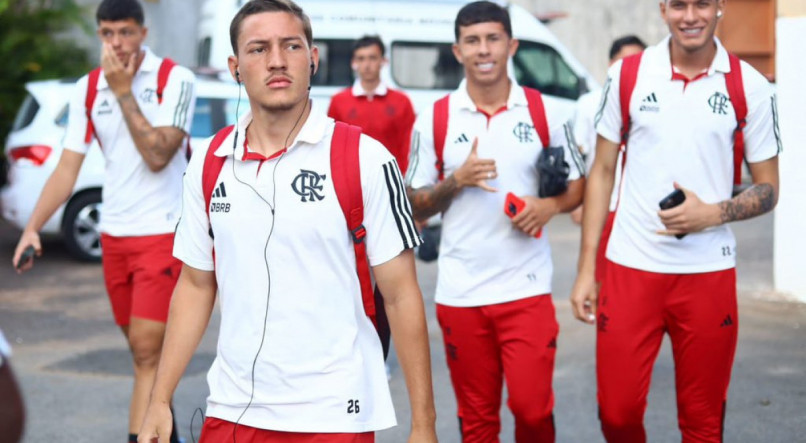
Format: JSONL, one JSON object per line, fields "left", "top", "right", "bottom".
{"left": 437, "top": 295, "right": 558, "bottom": 443}
{"left": 100, "top": 233, "right": 181, "bottom": 326}
{"left": 199, "top": 417, "right": 374, "bottom": 443}
{"left": 595, "top": 211, "right": 616, "bottom": 284}
{"left": 596, "top": 260, "right": 738, "bottom": 443}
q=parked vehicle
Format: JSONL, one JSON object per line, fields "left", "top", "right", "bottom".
{"left": 196, "top": 0, "right": 597, "bottom": 116}
{"left": 1, "top": 76, "right": 241, "bottom": 261}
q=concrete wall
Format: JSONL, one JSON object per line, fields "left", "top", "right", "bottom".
{"left": 512, "top": 0, "right": 669, "bottom": 83}
{"left": 773, "top": 0, "right": 806, "bottom": 301}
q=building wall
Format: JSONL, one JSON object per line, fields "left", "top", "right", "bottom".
{"left": 511, "top": 0, "right": 668, "bottom": 83}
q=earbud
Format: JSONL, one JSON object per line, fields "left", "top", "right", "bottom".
{"left": 235, "top": 70, "right": 241, "bottom": 84}
{"left": 308, "top": 61, "right": 315, "bottom": 90}
{"left": 717, "top": 10, "right": 723, "bottom": 18}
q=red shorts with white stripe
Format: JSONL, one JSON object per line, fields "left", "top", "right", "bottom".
{"left": 596, "top": 260, "right": 738, "bottom": 443}
{"left": 100, "top": 233, "right": 181, "bottom": 326}
{"left": 436, "top": 295, "right": 558, "bottom": 443}
{"left": 595, "top": 211, "right": 616, "bottom": 284}
{"left": 198, "top": 417, "right": 374, "bottom": 443}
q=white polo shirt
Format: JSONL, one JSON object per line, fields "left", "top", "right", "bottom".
{"left": 573, "top": 89, "right": 622, "bottom": 211}
{"left": 173, "top": 108, "right": 420, "bottom": 432}
{"left": 407, "top": 80, "right": 584, "bottom": 307}
{"left": 63, "top": 47, "right": 196, "bottom": 237}
{"left": 596, "top": 36, "right": 781, "bottom": 274}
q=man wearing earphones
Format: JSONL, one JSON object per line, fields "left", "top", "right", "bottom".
{"left": 139, "top": 1, "right": 436, "bottom": 442}
{"left": 570, "top": 0, "right": 781, "bottom": 441}
{"left": 328, "top": 35, "right": 416, "bottom": 175}
{"left": 12, "top": 1, "right": 195, "bottom": 442}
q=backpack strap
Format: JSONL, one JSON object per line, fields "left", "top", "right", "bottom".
{"left": 523, "top": 87, "right": 550, "bottom": 148}
{"left": 432, "top": 95, "right": 450, "bottom": 181}
{"left": 330, "top": 122, "right": 377, "bottom": 328}
{"left": 725, "top": 53, "right": 747, "bottom": 185}
{"left": 84, "top": 68, "right": 102, "bottom": 145}
{"left": 619, "top": 52, "right": 644, "bottom": 146}
{"left": 156, "top": 58, "right": 177, "bottom": 105}
{"left": 203, "top": 126, "right": 234, "bottom": 220}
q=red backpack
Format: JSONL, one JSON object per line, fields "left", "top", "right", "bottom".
{"left": 618, "top": 52, "right": 748, "bottom": 185}
{"left": 201, "top": 122, "right": 391, "bottom": 358}
{"left": 432, "top": 87, "right": 551, "bottom": 180}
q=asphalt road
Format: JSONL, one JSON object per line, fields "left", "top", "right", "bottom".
{"left": 1, "top": 212, "right": 804, "bottom": 442}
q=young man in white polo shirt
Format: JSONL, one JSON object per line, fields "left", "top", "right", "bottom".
{"left": 138, "top": 1, "right": 436, "bottom": 442}
{"left": 570, "top": 0, "right": 781, "bottom": 441}
{"left": 12, "top": 1, "right": 195, "bottom": 441}
{"left": 406, "top": 2, "right": 584, "bottom": 441}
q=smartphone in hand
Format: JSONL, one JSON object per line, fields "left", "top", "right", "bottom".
{"left": 16, "top": 245, "right": 36, "bottom": 270}
{"left": 505, "top": 192, "right": 542, "bottom": 238}
{"left": 658, "top": 189, "right": 687, "bottom": 239}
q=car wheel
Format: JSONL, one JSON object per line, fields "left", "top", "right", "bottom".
{"left": 62, "top": 190, "right": 103, "bottom": 262}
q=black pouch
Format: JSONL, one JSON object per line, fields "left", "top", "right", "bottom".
{"left": 536, "top": 146, "right": 570, "bottom": 198}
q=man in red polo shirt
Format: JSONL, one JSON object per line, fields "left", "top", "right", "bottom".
{"left": 328, "top": 35, "right": 416, "bottom": 174}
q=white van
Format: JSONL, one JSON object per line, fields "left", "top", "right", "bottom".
{"left": 196, "top": 0, "right": 597, "bottom": 117}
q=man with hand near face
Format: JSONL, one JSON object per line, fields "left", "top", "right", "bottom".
{"left": 11, "top": 1, "right": 195, "bottom": 441}
{"left": 570, "top": 0, "right": 781, "bottom": 441}
{"left": 138, "top": 1, "right": 436, "bottom": 442}
{"left": 328, "top": 35, "right": 416, "bottom": 175}
{"left": 406, "top": 2, "right": 584, "bottom": 441}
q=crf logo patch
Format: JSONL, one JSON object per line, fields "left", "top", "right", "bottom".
{"left": 140, "top": 88, "right": 156, "bottom": 104}
{"left": 708, "top": 92, "right": 730, "bottom": 115}
{"left": 513, "top": 122, "right": 534, "bottom": 143}
{"left": 291, "top": 169, "right": 327, "bottom": 202}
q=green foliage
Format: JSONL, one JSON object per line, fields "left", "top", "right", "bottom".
{"left": 0, "top": 0, "right": 93, "bottom": 145}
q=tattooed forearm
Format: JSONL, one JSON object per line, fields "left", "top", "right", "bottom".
{"left": 117, "top": 93, "right": 181, "bottom": 172}
{"left": 406, "top": 174, "right": 461, "bottom": 221}
{"left": 719, "top": 183, "right": 776, "bottom": 224}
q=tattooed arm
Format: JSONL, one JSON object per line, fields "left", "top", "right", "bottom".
{"left": 407, "top": 138, "right": 497, "bottom": 221}
{"left": 116, "top": 93, "right": 186, "bottom": 172}
{"left": 102, "top": 44, "right": 187, "bottom": 172}
{"left": 657, "top": 156, "right": 779, "bottom": 235}
{"left": 719, "top": 157, "right": 779, "bottom": 223}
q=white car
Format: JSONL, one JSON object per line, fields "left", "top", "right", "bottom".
{"left": 1, "top": 76, "right": 242, "bottom": 261}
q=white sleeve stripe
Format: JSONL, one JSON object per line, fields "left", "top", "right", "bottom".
{"left": 594, "top": 77, "right": 612, "bottom": 128}
{"left": 382, "top": 161, "right": 419, "bottom": 249}
{"left": 172, "top": 81, "right": 193, "bottom": 129}
{"left": 404, "top": 130, "right": 421, "bottom": 186}
{"left": 564, "top": 122, "right": 585, "bottom": 176}
{"left": 771, "top": 95, "right": 783, "bottom": 154}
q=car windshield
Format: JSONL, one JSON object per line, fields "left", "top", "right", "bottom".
{"left": 12, "top": 94, "right": 39, "bottom": 131}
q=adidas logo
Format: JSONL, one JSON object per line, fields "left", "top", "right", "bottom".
{"left": 212, "top": 182, "right": 227, "bottom": 199}
{"left": 639, "top": 92, "right": 660, "bottom": 113}
{"left": 98, "top": 99, "right": 113, "bottom": 115}
{"left": 454, "top": 133, "right": 469, "bottom": 144}
{"left": 720, "top": 315, "right": 734, "bottom": 327}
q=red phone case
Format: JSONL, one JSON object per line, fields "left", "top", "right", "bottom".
{"left": 504, "top": 193, "right": 542, "bottom": 238}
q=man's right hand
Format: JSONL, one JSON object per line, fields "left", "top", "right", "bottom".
{"left": 453, "top": 138, "right": 497, "bottom": 192}
{"left": 137, "top": 401, "right": 173, "bottom": 443}
{"left": 570, "top": 271, "right": 597, "bottom": 325}
{"left": 12, "top": 230, "right": 41, "bottom": 273}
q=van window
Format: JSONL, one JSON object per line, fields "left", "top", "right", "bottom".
{"left": 312, "top": 39, "right": 354, "bottom": 87}
{"left": 391, "top": 42, "right": 463, "bottom": 90}
{"left": 12, "top": 95, "right": 39, "bottom": 131}
{"left": 190, "top": 97, "right": 240, "bottom": 139}
{"left": 197, "top": 37, "right": 212, "bottom": 68}
{"left": 513, "top": 40, "right": 584, "bottom": 100}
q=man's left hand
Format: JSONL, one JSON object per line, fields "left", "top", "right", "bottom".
{"left": 101, "top": 43, "right": 137, "bottom": 98}
{"left": 511, "top": 196, "right": 559, "bottom": 237}
{"left": 657, "top": 182, "right": 721, "bottom": 236}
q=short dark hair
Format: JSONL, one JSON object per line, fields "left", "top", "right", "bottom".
{"left": 229, "top": 0, "right": 312, "bottom": 56}
{"left": 454, "top": 1, "right": 512, "bottom": 41}
{"left": 352, "top": 35, "right": 385, "bottom": 58}
{"left": 608, "top": 35, "right": 646, "bottom": 60}
{"left": 96, "top": 0, "right": 144, "bottom": 25}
